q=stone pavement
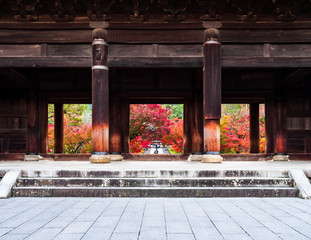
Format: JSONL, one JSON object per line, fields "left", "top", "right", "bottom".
{"left": 0, "top": 198, "right": 311, "bottom": 240}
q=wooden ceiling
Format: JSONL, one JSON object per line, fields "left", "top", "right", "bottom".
{"left": 0, "top": 0, "right": 310, "bottom": 23}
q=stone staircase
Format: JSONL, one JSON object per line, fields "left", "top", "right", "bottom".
{"left": 0, "top": 170, "right": 6, "bottom": 183}
{"left": 11, "top": 170, "right": 299, "bottom": 197}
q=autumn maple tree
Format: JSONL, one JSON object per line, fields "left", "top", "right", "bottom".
{"left": 220, "top": 104, "right": 265, "bottom": 153}
{"left": 48, "top": 104, "right": 92, "bottom": 154}
{"left": 129, "top": 104, "right": 184, "bottom": 153}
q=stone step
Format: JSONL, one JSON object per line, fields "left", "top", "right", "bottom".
{"left": 16, "top": 177, "right": 294, "bottom": 188}
{"left": 12, "top": 186, "right": 299, "bottom": 198}
{"left": 21, "top": 169, "right": 290, "bottom": 178}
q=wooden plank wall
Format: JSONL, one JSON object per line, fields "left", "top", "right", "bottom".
{"left": 287, "top": 98, "right": 311, "bottom": 153}
{"left": 0, "top": 95, "right": 27, "bottom": 153}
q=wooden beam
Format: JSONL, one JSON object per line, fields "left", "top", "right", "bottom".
{"left": 54, "top": 103, "right": 64, "bottom": 153}
{"left": 250, "top": 103, "right": 260, "bottom": 153}
{"left": 2, "top": 56, "right": 311, "bottom": 68}
{"left": 2, "top": 29, "right": 311, "bottom": 44}
{"left": 1, "top": 21, "right": 311, "bottom": 30}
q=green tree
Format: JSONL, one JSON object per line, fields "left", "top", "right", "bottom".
{"left": 163, "top": 104, "right": 183, "bottom": 119}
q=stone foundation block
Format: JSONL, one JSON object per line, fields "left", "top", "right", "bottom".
{"left": 273, "top": 155, "right": 289, "bottom": 161}
{"left": 89, "top": 155, "right": 111, "bottom": 164}
{"left": 201, "top": 154, "right": 223, "bottom": 163}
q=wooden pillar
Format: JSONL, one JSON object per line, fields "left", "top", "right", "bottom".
{"left": 273, "top": 98, "right": 289, "bottom": 160}
{"left": 90, "top": 28, "right": 110, "bottom": 163}
{"left": 202, "top": 28, "right": 222, "bottom": 163}
{"left": 192, "top": 97, "right": 203, "bottom": 154}
{"left": 109, "top": 98, "right": 122, "bottom": 153}
{"left": 39, "top": 93, "right": 48, "bottom": 154}
{"left": 121, "top": 100, "right": 130, "bottom": 154}
{"left": 109, "top": 97, "right": 123, "bottom": 160}
{"left": 54, "top": 103, "right": 64, "bottom": 154}
{"left": 250, "top": 103, "right": 260, "bottom": 153}
{"left": 184, "top": 98, "right": 193, "bottom": 154}
{"left": 188, "top": 69, "right": 203, "bottom": 161}
{"left": 25, "top": 90, "right": 39, "bottom": 161}
{"left": 265, "top": 99, "right": 274, "bottom": 153}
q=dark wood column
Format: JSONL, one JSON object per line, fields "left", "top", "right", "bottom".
{"left": 273, "top": 97, "right": 288, "bottom": 160}
{"left": 39, "top": 93, "right": 48, "bottom": 154}
{"left": 121, "top": 99, "right": 130, "bottom": 154}
{"left": 191, "top": 69, "right": 203, "bottom": 158}
{"left": 250, "top": 103, "right": 260, "bottom": 153}
{"left": 54, "top": 103, "right": 64, "bottom": 153}
{"left": 25, "top": 90, "right": 40, "bottom": 160}
{"left": 184, "top": 98, "right": 193, "bottom": 154}
{"left": 265, "top": 99, "right": 274, "bottom": 153}
{"left": 90, "top": 28, "right": 110, "bottom": 163}
{"left": 202, "top": 28, "right": 222, "bottom": 163}
{"left": 109, "top": 98, "right": 122, "bottom": 154}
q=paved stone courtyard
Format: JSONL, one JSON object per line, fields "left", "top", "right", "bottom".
{"left": 0, "top": 198, "right": 310, "bottom": 240}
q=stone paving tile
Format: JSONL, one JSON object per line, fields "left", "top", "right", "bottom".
{"left": 261, "top": 220, "right": 298, "bottom": 234}
{"left": 81, "top": 226, "right": 112, "bottom": 240}
{"left": 167, "top": 233, "right": 195, "bottom": 240}
{"left": 24, "top": 227, "right": 63, "bottom": 240}
{"left": 45, "top": 216, "right": 75, "bottom": 228}
{"left": 277, "top": 232, "right": 311, "bottom": 240}
{"left": 0, "top": 234, "right": 30, "bottom": 240}
{"left": 141, "top": 216, "right": 165, "bottom": 227}
{"left": 222, "top": 233, "right": 253, "bottom": 240}
{"left": 138, "top": 232, "right": 166, "bottom": 240}
{"left": 114, "top": 220, "right": 141, "bottom": 233}
{"left": 166, "top": 221, "right": 192, "bottom": 234}
{"left": 92, "top": 216, "right": 120, "bottom": 228}
{"left": 75, "top": 210, "right": 102, "bottom": 222}
{"left": 8, "top": 221, "right": 46, "bottom": 235}
{"left": 213, "top": 221, "right": 245, "bottom": 234}
{"left": 0, "top": 198, "right": 311, "bottom": 240}
{"left": 244, "top": 226, "right": 282, "bottom": 240}
{"left": 62, "top": 221, "right": 93, "bottom": 234}
{"left": 53, "top": 233, "right": 84, "bottom": 240}
{"left": 110, "top": 232, "right": 139, "bottom": 240}
{"left": 0, "top": 228, "right": 13, "bottom": 237}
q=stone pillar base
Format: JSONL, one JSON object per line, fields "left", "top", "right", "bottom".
{"left": 201, "top": 154, "right": 223, "bottom": 163}
{"left": 90, "top": 154, "right": 111, "bottom": 163}
{"left": 24, "top": 154, "right": 42, "bottom": 161}
{"left": 188, "top": 154, "right": 203, "bottom": 161}
{"left": 273, "top": 154, "right": 289, "bottom": 161}
{"left": 110, "top": 154, "right": 123, "bottom": 161}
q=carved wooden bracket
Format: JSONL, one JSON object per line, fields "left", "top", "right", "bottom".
{"left": 86, "top": 0, "right": 115, "bottom": 21}
{"left": 233, "top": 0, "right": 262, "bottom": 22}
{"left": 8, "top": 0, "right": 40, "bottom": 21}
{"left": 49, "top": 0, "right": 78, "bottom": 22}
{"left": 158, "top": 0, "right": 191, "bottom": 22}
{"left": 120, "top": 0, "right": 153, "bottom": 22}
{"left": 197, "top": 0, "right": 228, "bottom": 21}
{"left": 272, "top": 0, "right": 301, "bottom": 21}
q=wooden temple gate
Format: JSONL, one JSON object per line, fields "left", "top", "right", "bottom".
{"left": 1, "top": 0, "right": 311, "bottom": 162}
